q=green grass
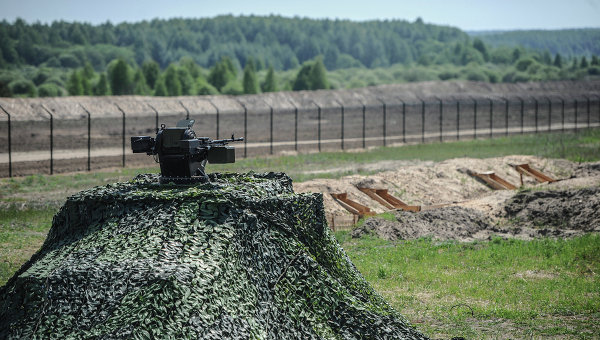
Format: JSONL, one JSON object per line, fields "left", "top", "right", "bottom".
{"left": 335, "top": 232, "right": 600, "bottom": 338}
{"left": 0, "top": 208, "right": 55, "bottom": 286}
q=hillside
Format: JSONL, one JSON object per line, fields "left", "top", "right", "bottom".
{"left": 1, "top": 16, "right": 599, "bottom": 99}
{"left": 471, "top": 28, "right": 600, "bottom": 58}
{"left": 0, "top": 16, "right": 466, "bottom": 71}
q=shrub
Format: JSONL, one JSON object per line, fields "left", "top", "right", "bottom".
{"left": 38, "top": 83, "right": 63, "bottom": 97}
{"left": 10, "top": 79, "right": 37, "bottom": 97}
{"left": 515, "top": 57, "right": 536, "bottom": 72}
{"left": 58, "top": 54, "right": 81, "bottom": 68}
{"left": 438, "top": 71, "right": 459, "bottom": 80}
{"left": 466, "top": 70, "right": 487, "bottom": 82}
{"left": 221, "top": 79, "right": 243, "bottom": 95}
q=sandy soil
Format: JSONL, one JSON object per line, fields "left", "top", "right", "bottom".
{"left": 293, "top": 156, "right": 600, "bottom": 240}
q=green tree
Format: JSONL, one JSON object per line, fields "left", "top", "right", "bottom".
{"left": 261, "top": 66, "right": 277, "bottom": 92}
{"left": 580, "top": 56, "right": 589, "bottom": 68}
{"left": 515, "top": 57, "right": 536, "bottom": 72}
{"left": 82, "top": 62, "right": 95, "bottom": 79}
{"left": 0, "top": 79, "right": 13, "bottom": 97}
{"left": 164, "top": 64, "right": 182, "bottom": 96}
{"left": 196, "top": 76, "right": 219, "bottom": 95}
{"left": 176, "top": 67, "right": 195, "bottom": 95}
{"left": 208, "top": 57, "right": 236, "bottom": 92}
{"left": 81, "top": 72, "right": 92, "bottom": 95}
{"left": 553, "top": 53, "right": 563, "bottom": 68}
{"left": 592, "top": 55, "right": 599, "bottom": 66}
{"left": 109, "top": 59, "right": 133, "bottom": 95}
{"left": 221, "top": 79, "right": 243, "bottom": 95}
{"left": 309, "top": 56, "right": 329, "bottom": 90}
{"left": 472, "top": 38, "right": 489, "bottom": 62}
{"left": 292, "top": 62, "right": 313, "bottom": 91}
{"left": 133, "top": 68, "right": 150, "bottom": 95}
{"left": 242, "top": 58, "right": 259, "bottom": 94}
{"left": 571, "top": 57, "right": 579, "bottom": 69}
{"left": 291, "top": 57, "right": 330, "bottom": 91}
{"left": 222, "top": 56, "right": 237, "bottom": 76}
{"left": 179, "top": 56, "right": 200, "bottom": 78}
{"left": 511, "top": 48, "right": 521, "bottom": 63}
{"left": 10, "top": 79, "right": 37, "bottom": 97}
{"left": 67, "top": 70, "right": 84, "bottom": 95}
{"left": 541, "top": 51, "right": 552, "bottom": 65}
{"left": 142, "top": 60, "right": 160, "bottom": 89}
{"left": 94, "top": 73, "right": 109, "bottom": 95}
{"left": 38, "top": 83, "right": 62, "bottom": 97}
{"left": 154, "top": 79, "right": 167, "bottom": 96}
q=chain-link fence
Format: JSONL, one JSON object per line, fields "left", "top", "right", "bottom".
{"left": 0, "top": 93, "right": 598, "bottom": 177}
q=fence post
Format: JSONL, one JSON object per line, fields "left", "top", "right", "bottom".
{"left": 0, "top": 104, "right": 12, "bottom": 177}
{"left": 311, "top": 101, "right": 321, "bottom": 152}
{"left": 207, "top": 99, "right": 219, "bottom": 139}
{"left": 560, "top": 96, "right": 565, "bottom": 132}
{"left": 421, "top": 99, "right": 425, "bottom": 143}
{"left": 501, "top": 97, "right": 509, "bottom": 136}
{"left": 574, "top": 99, "right": 578, "bottom": 132}
{"left": 456, "top": 99, "right": 460, "bottom": 140}
{"left": 80, "top": 104, "right": 92, "bottom": 171}
{"left": 147, "top": 103, "right": 159, "bottom": 134}
{"left": 488, "top": 98, "right": 493, "bottom": 138}
{"left": 335, "top": 100, "right": 345, "bottom": 150}
{"left": 517, "top": 97, "right": 524, "bottom": 134}
{"left": 179, "top": 101, "right": 190, "bottom": 120}
{"left": 361, "top": 102, "right": 366, "bottom": 149}
{"left": 377, "top": 98, "right": 386, "bottom": 146}
{"left": 534, "top": 97, "right": 539, "bottom": 133}
{"left": 41, "top": 105, "right": 54, "bottom": 175}
{"left": 594, "top": 94, "right": 600, "bottom": 126}
{"left": 286, "top": 99, "right": 298, "bottom": 152}
{"left": 435, "top": 97, "right": 443, "bottom": 142}
{"left": 262, "top": 100, "right": 274, "bottom": 155}
{"left": 398, "top": 99, "right": 406, "bottom": 143}
{"left": 471, "top": 97, "right": 477, "bottom": 139}
{"left": 115, "top": 104, "right": 126, "bottom": 167}
{"left": 235, "top": 100, "right": 248, "bottom": 158}
{"left": 585, "top": 95, "right": 591, "bottom": 129}
{"left": 596, "top": 95, "right": 600, "bottom": 125}
{"left": 546, "top": 97, "right": 552, "bottom": 132}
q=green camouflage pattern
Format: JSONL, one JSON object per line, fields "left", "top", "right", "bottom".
{"left": 0, "top": 172, "right": 426, "bottom": 339}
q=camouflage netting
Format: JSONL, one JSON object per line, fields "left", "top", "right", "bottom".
{"left": 0, "top": 172, "right": 426, "bottom": 339}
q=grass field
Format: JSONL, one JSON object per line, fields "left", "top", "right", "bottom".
{"left": 1, "top": 129, "right": 599, "bottom": 338}
{"left": 335, "top": 232, "right": 600, "bottom": 338}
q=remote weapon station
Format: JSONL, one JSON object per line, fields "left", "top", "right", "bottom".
{"left": 131, "top": 119, "right": 243, "bottom": 184}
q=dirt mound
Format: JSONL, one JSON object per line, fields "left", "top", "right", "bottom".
{"left": 503, "top": 187, "right": 600, "bottom": 232}
{"left": 351, "top": 186, "right": 600, "bottom": 243}
{"left": 0, "top": 173, "right": 426, "bottom": 339}
{"left": 573, "top": 161, "right": 600, "bottom": 177}
{"left": 351, "top": 206, "right": 494, "bottom": 242}
{"left": 294, "top": 155, "right": 578, "bottom": 223}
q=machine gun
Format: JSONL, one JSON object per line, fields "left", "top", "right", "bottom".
{"left": 131, "top": 119, "right": 243, "bottom": 184}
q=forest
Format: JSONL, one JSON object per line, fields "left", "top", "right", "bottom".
{"left": 0, "top": 15, "right": 599, "bottom": 98}
{"left": 471, "top": 28, "right": 600, "bottom": 58}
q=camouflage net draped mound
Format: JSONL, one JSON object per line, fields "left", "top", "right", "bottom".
{"left": 0, "top": 173, "right": 426, "bottom": 339}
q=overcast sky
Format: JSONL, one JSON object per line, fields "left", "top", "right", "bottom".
{"left": 2, "top": 0, "right": 599, "bottom": 31}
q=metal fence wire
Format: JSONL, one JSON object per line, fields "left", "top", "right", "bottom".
{"left": 0, "top": 93, "right": 599, "bottom": 177}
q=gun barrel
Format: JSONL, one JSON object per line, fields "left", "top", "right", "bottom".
{"left": 210, "top": 137, "right": 244, "bottom": 144}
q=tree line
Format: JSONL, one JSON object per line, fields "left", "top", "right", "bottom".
{"left": 472, "top": 29, "right": 600, "bottom": 59}
{"left": 0, "top": 15, "right": 599, "bottom": 98}
{"left": 0, "top": 15, "right": 466, "bottom": 71}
